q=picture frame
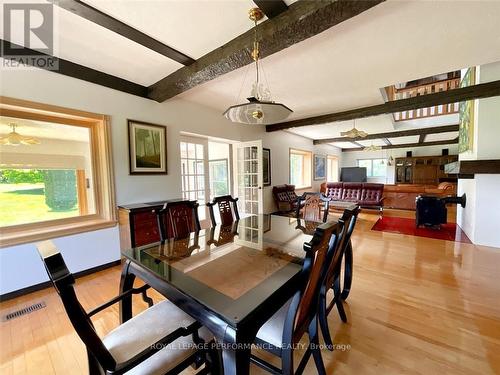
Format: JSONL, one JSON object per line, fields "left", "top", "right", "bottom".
{"left": 263, "top": 148, "right": 271, "bottom": 186}
{"left": 314, "top": 154, "right": 326, "bottom": 180}
{"left": 128, "top": 120, "right": 167, "bottom": 175}
{"left": 458, "top": 67, "right": 476, "bottom": 153}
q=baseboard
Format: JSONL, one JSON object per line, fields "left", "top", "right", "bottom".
{"left": 0, "top": 260, "right": 121, "bottom": 302}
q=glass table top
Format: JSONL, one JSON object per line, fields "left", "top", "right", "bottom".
{"left": 121, "top": 214, "right": 335, "bottom": 326}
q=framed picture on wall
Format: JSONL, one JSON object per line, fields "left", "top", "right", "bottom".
{"left": 314, "top": 154, "right": 326, "bottom": 180}
{"left": 128, "top": 120, "right": 167, "bottom": 174}
{"left": 458, "top": 67, "right": 476, "bottom": 153}
{"left": 263, "top": 148, "right": 271, "bottom": 186}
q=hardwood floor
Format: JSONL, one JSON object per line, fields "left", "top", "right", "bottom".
{"left": 1, "top": 209, "right": 499, "bottom": 374}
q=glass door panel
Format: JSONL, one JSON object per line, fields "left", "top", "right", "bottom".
{"left": 180, "top": 137, "right": 209, "bottom": 226}
{"left": 233, "top": 140, "right": 263, "bottom": 217}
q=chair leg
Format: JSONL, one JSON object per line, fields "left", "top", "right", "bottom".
{"left": 87, "top": 350, "right": 103, "bottom": 375}
{"left": 318, "top": 287, "right": 334, "bottom": 351}
{"left": 309, "top": 319, "right": 326, "bottom": 375}
{"left": 333, "top": 278, "right": 347, "bottom": 323}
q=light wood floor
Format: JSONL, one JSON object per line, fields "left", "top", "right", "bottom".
{"left": 1, "top": 209, "right": 499, "bottom": 374}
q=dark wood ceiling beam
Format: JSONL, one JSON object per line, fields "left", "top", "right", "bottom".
{"left": 419, "top": 134, "right": 426, "bottom": 143}
{"left": 148, "top": 0, "right": 385, "bottom": 102}
{"left": 313, "top": 124, "right": 459, "bottom": 144}
{"left": 342, "top": 139, "right": 458, "bottom": 152}
{"left": 253, "top": 0, "right": 288, "bottom": 18}
{"left": 0, "top": 40, "right": 148, "bottom": 98}
{"left": 268, "top": 80, "right": 500, "bottom": 132}
{"left": 51, "top": 0, "right": 195, "bottom": 66}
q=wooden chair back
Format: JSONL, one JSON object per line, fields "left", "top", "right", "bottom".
{"left": 293, "top": 221, "right": 343, "bottom": 340}
{"left": 207, "top": 195, "right": 239, "bottom": 226}
{"left": 156, "top": 200, "right": 201, "bottom": 241}
{"left": 325, "top": 206, "right": 360, "bottom": 288}
{"left": 296, "top": 192, "right": 330, "bottom": 223}
{"left": 35, "top": 241, "right": 116, "bottom": 371}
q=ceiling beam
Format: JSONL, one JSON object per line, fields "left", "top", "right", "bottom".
{"left": 253, "top": 0, "right": 288, "bottom": 18}
{"left": 0, "top": 40, "right": 148, "bottom": 98}
{"left": 419, "top": 134, "right": 426, "bottom": 143}
{"left": 267, "top": 80, "right": 500, "bottom": 132}
{"left": 313, "top": 124, "right": 459, "bottom": 144}
{"left": 148, "top": 0, "right": 385, "bottom": 102}
{"left": 51, "top": 0, "right": 195, "bottom": 66}
{"left": 342, "top": 138, "right": 458, "bottom": 152}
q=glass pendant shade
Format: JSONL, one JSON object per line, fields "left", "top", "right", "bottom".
{"left": 223, "top": 97, "right": 292, "bottom": 125}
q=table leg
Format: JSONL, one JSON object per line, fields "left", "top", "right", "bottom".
{"left": 119, "top": 260, "right": 136, "bottom": 323}
{"left": 341, "top": 241, "right": 353, "bottom": 300}
{"left": 221, "top": 326, "right": 253, "bottom": 375}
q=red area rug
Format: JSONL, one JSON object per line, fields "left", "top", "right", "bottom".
{"left": 372, "top": 216, "right": 471, "bottom": 243}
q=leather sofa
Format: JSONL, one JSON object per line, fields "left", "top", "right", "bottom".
{"left": 320, "top": 182, "right": 384, "bottom": 211}
{"left": 272, "top": 184, "right": 299, "bottom": 212}
{"left": 383, "top": 182, "right": 456, "bottom": 210}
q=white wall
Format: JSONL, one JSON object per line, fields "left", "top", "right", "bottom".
{"left": 0, "top": 67, "right": 339, "bottom": 294}
{"left": 341, "top": 144, "right": 459, "bottom": 184}
{"left": 457, "top": 62, "right": 500, "bottom": 248}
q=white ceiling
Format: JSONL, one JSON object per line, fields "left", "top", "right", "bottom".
{"left": 1, "top": 0, "right": 500, "bottom": 145}
{"left": 0, "top": 117, "right": 90, "bottom": 142}
{"left": 425, "top": 131, "right": 459, "bottom": 142}
{"left": 388, "top": 135, "right": 420, "bottom": 145}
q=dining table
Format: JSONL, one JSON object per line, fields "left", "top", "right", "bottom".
{"left": 119, "top": 213, "right": 351, "bottom": 375}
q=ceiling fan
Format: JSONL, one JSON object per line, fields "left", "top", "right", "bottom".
{"left": 340, "top": 119, "right": 368, "bottom": 138}
{"left": 0, "top": 124, "right": 41, "bottom": 146}
{"left": 364, "top": 144, "right": 382, "bottom": 151}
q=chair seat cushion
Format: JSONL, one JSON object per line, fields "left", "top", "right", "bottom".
{"left": 102, "top": 300, "right": 212, "bottom": 374}
{"left": 255, "top": 298, "right": 292, "bottom": 349}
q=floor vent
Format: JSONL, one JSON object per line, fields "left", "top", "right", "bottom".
{"left": 2, "top": 301, "right": 46, "bottom": 322}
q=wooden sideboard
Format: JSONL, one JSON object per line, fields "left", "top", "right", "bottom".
{"left": 118, "top": 199, "right": 194, "bottom": 251}
{"left": 395, "top": 155, "right": 458, "bottom": 185}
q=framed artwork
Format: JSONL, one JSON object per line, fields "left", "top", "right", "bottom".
{"left": 263, "top": 148, "right": 271, "bottom": 186}
{"left": 128, "top": 120, "right": 167, "bottom": 174}
{"left": 458, "top": 67, "right": 476, "bottom": 153}
{"left": 314, "top": 154, "right": 326, "bottom": 180}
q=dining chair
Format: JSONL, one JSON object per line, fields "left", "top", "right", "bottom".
{"left": 206, "top": 195, "right": 240, "bottom": 227}
{"left": 36, "top": 241, "right": 219, "bottom": 375}
{"left": 155, "top": 200, "right": 201, "bottom": 241}
{"left": 319, "top": 205, "right": 360, "bottom": 350}
{"left": 295, "top": 192, "right": 330, "bottom": 223}
{"left": 251, "top": 220, "right": 345, "bottom": 375}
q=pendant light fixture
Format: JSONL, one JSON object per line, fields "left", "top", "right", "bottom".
{"left": 223, "top": 8, "right": 292, "bottom": 125}
{"left": 0, "top": 123, "right": 41, "bottom": 146}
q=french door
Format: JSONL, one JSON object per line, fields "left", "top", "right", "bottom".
{"left": 233, "top": 140, "right": 263, "bottom": 216}
{"left": 180, "top": 136, "right": 210, "bottom": 226}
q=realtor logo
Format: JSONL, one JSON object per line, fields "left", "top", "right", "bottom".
{"left": 1, "top": 3, "right": 58, "bottom": 69}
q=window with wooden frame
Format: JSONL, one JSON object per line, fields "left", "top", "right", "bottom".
{"left": 289, "top": 148, "right": 312, "bottom": 189}
{"left": 327, "top": 155, "right": 339, "bottom": 182}
{"left": 0, "top": 97, "right": 116, "bottom": 247}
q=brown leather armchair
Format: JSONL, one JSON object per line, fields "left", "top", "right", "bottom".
{"left": 272, "top": 184, "right": 299, "bottom": 212}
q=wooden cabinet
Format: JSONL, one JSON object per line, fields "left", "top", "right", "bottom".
{"left": 394, "top": 155, "right": 458, "bottom": 185}
{"left": 118, "top": 199, "right": 194, "bottom": 250}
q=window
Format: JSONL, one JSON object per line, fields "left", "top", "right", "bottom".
{"left": 289, "top": 149, "right": 312, "bottom": 189}
{"left": 0, "top": 97, "right": 116, "bottom": 247}
{"left": 209, "top": 160, "right": 229, "bottom": 198}
{"left": 327, "top": 155, "right": 339, "bottom": 182}
{"left": 357, "top": 158, "right": 386, "bottom": 177}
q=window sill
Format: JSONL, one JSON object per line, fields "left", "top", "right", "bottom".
{"left": 0, "top": 218, "right": 117, "bottom": 248}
